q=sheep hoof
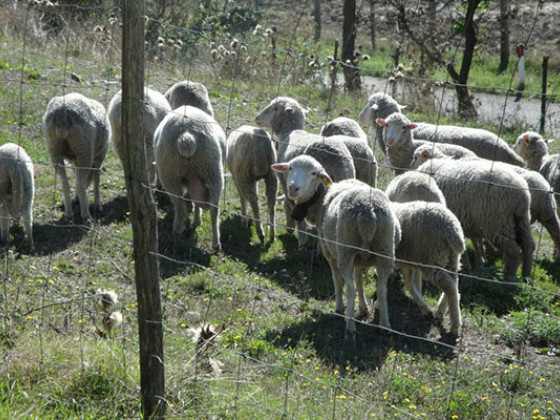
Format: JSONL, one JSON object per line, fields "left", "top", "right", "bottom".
{"left": 211, "top": 242, "right": 222, "bottom": 253}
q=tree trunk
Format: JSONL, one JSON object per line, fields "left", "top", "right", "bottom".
{"left": 122, "top": 0, "right": 166, "bottom": 418}
{"left": 498, "top": 0, "right": 510, "bottom": 73}
{"left": 342, "top": 0, "right": 361, "bottom": 91}
{"left": 447, "top": 0, "right": 480, "bottom": 119}
{"left": 313, "top": 0, "right": 321, "bottom": 40}
{"left": 369, "top": 0, "right": 376, "bottom": 51}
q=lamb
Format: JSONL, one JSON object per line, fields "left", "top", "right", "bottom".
{"left": 108, "top": 87, "right": 171, "bottom": 185}
{"left": 154, "top": 105, "right": 224, "bottom": 251}
{"left": 320, "top": 116, "right": 368, "bottom": 141}
{"left": 390, "top": 201, "right": 465, "bottom": 335}
{"left": 255, "top": 96, "right": 356, "bottom": 247}
{"left": 385, "top": 171, "right": 446, "bottom": 205}
{"left": 513, "top": 131, "right": 560, "bottom": 195}
{"left": 358, "top": 92, "right": 404, "bottom": 154}
{"left": 417, "top": 158, "right": 534, "bottom": 280}
{"left": 164, "top": 80, "right": 214, "bottom": 116}
{"left": 415, "top": 144, "right": 560, "bottom": 256}
{"left": 272, "top": 155, "right": 400, "bottom": 340}
{"left": 0, "top": 143, "right": 34, "bottom": 247}
{"left": 226, "top": 125, "right": 277, "bottom": 243}
{"left": 410, "top": 142, "right": 479, "bottom": 169}
{"left": 413, "top": 122, "right": 525, "bottom": 166}
{"left": 42, "top": 92, "right": 109, "bottom": 222}
{"left": 320, "top": 117, "right": 377, "bottom": 187}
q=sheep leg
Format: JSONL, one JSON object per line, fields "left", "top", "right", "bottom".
{"left": 21, "top": 203, "right": 33, "bottom": 247}
{"left": 283, "top": 199, "right": 295, "bottom": 232}
{"left": 471, "top": 237, "right": 486, "bottom": 267}
{"left": 170, "top": 194, "right": 190, "bottom": 236}
{"left": 374, "top": 263, "right": 393, "bottom": 332}
{"left": 246, "top": 181, "right": 265, "bottom": 244}
{"left": 264, "top": 171, "right": 277, "bottom": 243}
{"left": 324, "top": 251, "right": 344, "bottom": 315}
{"left": 91, "top": 168, "right": 102, "bottom": 214}
{"left": 339, "top": 262, "right": 357, "bottom": 342}
{"left": 0, "top": 204, "right": 9, "bottom": 243}
{"left": 435, "top": 272, "right": 461, "bottom": 336}
{"left": 494, "top": 235, "right": 522, "bottom": 281}
{"left": 75, "top": 165, "right": 92, "bottom": 221}
{"left": 353, "top": 266, "right": 369, "bottom": 320}
{"left": 54, "top": 161, "right": 74, "bottom": 221}
{"left": 193, "top": 204, "right": 202, "bottom": 226}
{"left": 209, "top": 205, "right": 221, "bottom": 252}
{"left": 404, "top": 269, "right": 433, "bottom": 318}
{"left": 517, "top": 223, "right": 535, "bottom": 278}
{"left": 541, "top": 216, "right": 560, "bottom": 257}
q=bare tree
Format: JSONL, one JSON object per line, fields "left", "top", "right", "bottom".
{"left": 498, "top": 0, "right": 510, "bottom": 73}
{"left": 313, "top": 0, "right": 321, "bottom": 40}
{"left": 342, "top": 0, "right": 361, "bottom": 91}
{"left": 368, "top": 0, "right": 377, "bottom": 51}
{"left": 392, "top": 0, "right": 482, "bottom": 118}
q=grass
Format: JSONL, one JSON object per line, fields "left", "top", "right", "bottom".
{"left": 0, "top": 3, "right": 559, "bottom": 419}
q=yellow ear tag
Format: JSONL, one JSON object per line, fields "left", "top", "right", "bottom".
{"left": 322, "top": 177, "right": 333, "bottom": 188}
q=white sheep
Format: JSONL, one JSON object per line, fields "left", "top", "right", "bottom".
{"left": 154, "top": 105, "right": 224, "bottom": 251}
{"left": 390, "top": 201, "right": 465, "bottom": 335}
{"left": 255, "top": 96, "right": 356, "bottom": 247}
{"left": 416, "top": 144, "right": 560, "bottom": 256}
{"left": 513, "top": 131, "right": 560, "bottom": 195}
{"left": 226, "top": 125, "right": 277, "bottom": 243}
{"left": 107, "top": 87, "right": 171, "bottom": 184}
{"left": 320, "top": 116, "right": 368, "bottom": 141}
{"left": 0, "top": 143, "right": 34, "bottom": 247}
{"left": 410, "top": 142, "right": 479, "bottom": 168}
{"left": 107, "top": 87, "right": 171, "bottom": 185}
{"left": 417, "top": 158, "right": 534, "bottom": 280}
{"left": 272, "top": 155, "right": 400, "bottom": 341}
{"left": 358, "top": 92, "right": 404, "bottom": 154}
{"left": 320, "top": 117, "right": 377, "bottom": 187}
{"left": 42, "top": 92, "right": 109, "bottom": 222}
{"left": 413, "top": 122, "right": 525, "bottom": 166}
{"left": 165, "top": 80, "right": 214, "bottom": 116}
{"left": 385, "top": 171, "right": 446, "bottom": 205}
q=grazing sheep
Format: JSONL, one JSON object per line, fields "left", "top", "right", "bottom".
{"left": 320, "top": 116, "right": 368, "bottom": 141}
{"left": 154, "top": 105, "right": 224, "bottom": 251}
{"left": 415, "top": 144, "right": 560, "bottom": 256}
{"left": 513, "top": 131, "right": 560, "bottom": 195}
{"left": 358, "top": 92, "right": 404, "bottom": 154}
{"left": 42, "top": 92, "right": 109, "bottom": 222}
{"left": 410, "top": 142, "right": 479, "bottom": 169}
{"left": 108, "top": 87, "right": 171, "bottom": 185}
{"left": 413, "top": 122, "right": 525, "bottom": 166}
{"left": 417, "top": 158, "right": 534, "bottom": 280}
{"left": 226, "top": 125, "right": 277, "bottom": 243}
{"left": 385, "top": 171, "right": 446, "bottom": 205}
{"left": 390, "top": 201, "right": 465, "bottom": 335}
{"left": 164, "top": 80, "right": 214, "bottom": 116}
{"left": 320, "top": 117, "right": 377, "bottom": 187}
{"left": 272, "top": 155, "right": 400, "bottom": 340}
{"left": 0, "top": 143, "right": 34, "bottom": 246}
{"left": 255, "top": 97, "right": 356, "bottom": 247}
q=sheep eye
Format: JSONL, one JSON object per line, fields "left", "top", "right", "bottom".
{"left": 311, "top": 171, "right": 316, "bottom": 176}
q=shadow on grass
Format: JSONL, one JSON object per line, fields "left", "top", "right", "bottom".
{"left": 538, "top": 256, "right": 560, "bottom": 284}
{"left": 157, "top": 210, "right": 213, "bottom": 280}
{"left": 265, "top": 289, "right": 456, "bottom": 372}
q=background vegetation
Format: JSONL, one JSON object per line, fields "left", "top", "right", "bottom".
{"left": 0, "top": 0, "right": 559, "bottom": 418}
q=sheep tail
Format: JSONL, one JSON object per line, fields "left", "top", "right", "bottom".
{"left": 446, "top": 231, "right": 466, "bottom": 256}
{"left": 9, "top": 164, "right": 23, "bottom": 217}
{"left": 356, "top": 211, "right": 377, "bottom": 245}
{"left": 176, "top": 132, "right": 197, "bottom": 158}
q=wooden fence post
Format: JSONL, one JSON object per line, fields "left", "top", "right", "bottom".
{"left": 540, "top": 56, "right": 549, "bottom": 135}
{"left": 122, "top": 0, "right": 166, "bottom": 418}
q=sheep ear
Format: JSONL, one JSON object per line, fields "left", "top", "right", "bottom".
{"left": 421, "top": 149, "right": 429, "bottom": 157}
{"left": 399, "top": 105, "right": 407, "bottom": 111}
{"left": 523, "top": 134, "right": 530, "bottom": 143}
{"left": 319, "top": 171, "right": 333, "bottom": 187}
{"left": 271, "top": 163, "right": 290, "bottom": 173}
{"left": 408, "top": 123, "right": 418, "bottom": 130}
{"left": 375, "top": 118, "right": 386, "bottom": 127}
{"left": 546, "top": 138, "right": 555, "bottom": 144}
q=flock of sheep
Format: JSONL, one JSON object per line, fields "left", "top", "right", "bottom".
{"left": 1, "top": 81, "right": 559, "bottom": 341}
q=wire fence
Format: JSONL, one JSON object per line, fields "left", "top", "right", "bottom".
{"left": 1, "top": 0, "right": 559, "bottom": 418}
